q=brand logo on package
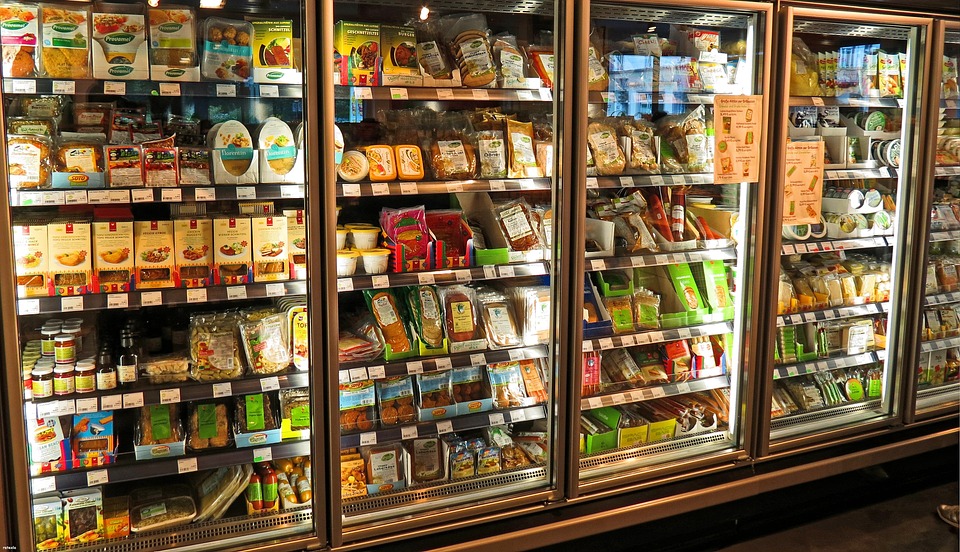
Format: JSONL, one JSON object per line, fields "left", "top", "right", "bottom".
{"left": 105, "top": 33, "right": 135, "bottom": 45}
{"left": 1, "top": 20, "right": 28, "bottom": 31}
{"left": 165, "top": 68, "right": 186, "bottom": 77}
{"left": 250, "top": 433, "right": 267, "bottom": 444}
{"left": 68, "top": 174, "right": 89, "bottom": 184}
{"left": 109, "top": 65, "right": 134, "bottom": 76}
{"left": 229, "top": 218, "right": 237, "bottom": 229}
{"left": 267, "top": 71, "right": 283, "bottom": 80}
{"left": 151, "top": 221, "right": 159, "bottom": 231}
{"left": 190, "top": 219, "right": 197, "bottom": 230}
{"left": 109, "top": 222, "right": 117, "bottom": 232}
{"left": 468, "top": 401, "right": 481, "bottom": 409}
{"left": 158, "top": 22, "right": 182, "bottom": 33}
{"left": 151, "top": 445, "right": 170, "bottom": 455}
{"left": 266, "top": 217, "right": 273, "bottom": 226}
{"left": 432, "top": 408, "right": 447, "bottom": 417}
{"left": 52, "top": 23, "right": 78, "bottom": 33}
{"left": 65, "top": 223, "right": 74, "bottom": 234}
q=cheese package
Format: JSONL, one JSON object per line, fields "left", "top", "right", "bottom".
{"left": 366, "top": 145, "right": 397, "bottom": 182}
{"left": 148, "top": 7, "right": 200, "bottom": 81}
{"left": 40, "top": 3, "right": 91, "bottom": 79}
{"left": 134, "top": 220, "right": 175, "bottom": 288}
{"left": 252, "top": 19, "right": 298, "bottom": 83}
{"left": 93, "top": 220, "right": 134, "bottom": 293}
{"left": 174, "top": 218, "right": 213, "bottom": 288}
{"left": 251, "top": 215, "right": 288, "bottom": 281}
{"left": 105, "top": 145, "right": 143, "bottom": 187}
{"left": 394, "top": 145, "right": 424, "bottom": 181}
{"left": 213, "top": 216, "right": 252, "bottom": 284}
{"left": 1, "top": 4, "right": 40, "bottom": 77}
{"left": 91, "top": 5, "right": 148, "bottom": 80}
{"left": 201, "top": 16, "right": 252, "bottom": 82}
{"left": 48, "top": 221, "right": 92, "bottom": 296}
{"left": 13, "top": 221, "right": 48, "bottom": 297}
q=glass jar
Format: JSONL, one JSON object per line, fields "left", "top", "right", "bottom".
{"left": 54, "top": 335, "right": 76, "bottom": 364}
{"left": 75, "top": 362, "right": 96, "bottom": 394}
{"left": 23, "top": 369, "right": 31, "bottom": 400}
{"left": 40, "top": 326, "right": 59, "bottom": 357}
{"left": 31, "top": 366, "right": 53, "bottom": 399}
{"left": 54, "top": 365, "right": 75, "bottom": 395}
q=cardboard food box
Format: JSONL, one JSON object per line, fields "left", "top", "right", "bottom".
{"left": 62, "top": 487, "right": 103, "bottom": 545}
{"left": 92, "top": 220, "right": 134, "bottom": 293}
{"left": 48, "top": 221, "right": 93, "bottom": 296}
{"left": 71, "top": 411, "right": 115, "bottom": 468}
{"left": 252, "top": 19, "right": 300, "bottom": 83}
{"left": 334, "top": 21, "right": 380, "bottom": 86}
{"left": 380, "top": 24, "right": 421, "bottom": 86}
{"left": 134, "top": 220, "right": 175, "bottom": 288}
{"left": 148, "top": 7, "right": 200, "bottom": 81}
{"left": 13, "top": 221, "right": 49, "bottom": 297}
{"left": 174, "top": 218, "right": 213, "bottom": 288}
{"left": 102, "top": 496, "right": 130, "bottom": 539}
{"left": 213, "top": 216, "right": 252, "bottom": 285}
{"left": 251, "top": 215, "right": 289, "bottom": 281}
{"left": 285, "top": 209, "right": 306, "bottom": 280}
{"left": 92, "top": 8, "right": 148, "bottom": 80}
{"left": 33, "top": 494, "right": 63, "bottom": 550}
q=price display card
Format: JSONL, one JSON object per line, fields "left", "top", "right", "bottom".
{"left": 713, "top": 95, "right": 762, "bottom": 184}
{"left": 782, "top": 141, "right": 825, "bottom": 225}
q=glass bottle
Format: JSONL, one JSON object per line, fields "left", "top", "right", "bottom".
{"left": 96, "top": 346, "right": 117, "bottom": 391}
{"left": 117, "top": 330, "right": 140, "bottom": 387}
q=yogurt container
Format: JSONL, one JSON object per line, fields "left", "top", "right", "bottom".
{"left": 336, "top": 250, "right": 359, "bottom": 276}
{"left": 351, "top": 227, "right": 380, "bottom": 250}
{"left": 336, "top": 228, "right": 348, "bottom": 250}
{"left": 359, "top": 248, "right": 390, "bottom": 274}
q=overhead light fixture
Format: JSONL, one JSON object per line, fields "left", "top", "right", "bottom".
{"left": 147, "top": 0, "right": 159, "bottom": 6}
{"left": 420, "top": 6, "right": 429, "bottom": 20}
{"left": 199, "top": 0, "right": 224, "bottom": 8}
{"left": 647, "top": 26, "right": 657, "bottom": 33}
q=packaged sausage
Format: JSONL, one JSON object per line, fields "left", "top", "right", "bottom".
{"left": 417, "top": 371, "right": 454, "bottom": 409}
{"left": 487, "top": 361, "right": 526, "bottom": 408}
{"left": 506, "top": 119, "right": 542, "bottom": 178}
{"left": 363, "top": 289, "right": 413, "bottom": 354}
{"left": 380, "top": 205, "right": 429, "bottom": 261}
{"left": 440, "top": 13, "right": 496, "bottom": 87}
{"left": 187, "top": 401, "right": 230, "bottom": 450}
{"left": 1, "top": 4, "right": 40, "bottom": 77}
{"left": 586, "top": 121, "right": 625, "bottom": 175}
{"left": 492, "top": 33, "right": 526, "bottom": 88}
{"left": 365, "top": 145, "right": 397, "bottom": 182}
{"left": 137, "top": 404, "right": 184, "bottom": 446}
{"left": 439, "top": 285, "right": 482, "bottom": 343}
{"left": 408, "top": 437, "right": 445, "bottom": 483}
{"left": 7, "top": 134, "right": 52, "bottom": 189}
{"left": 40, "top": 3, "right": 91, "bottom": 79}
{"left": 240, "top": 311, "right": 291, "bottom": 375}
{"left": 364, "top": 444, "right": 403, "bottom": 487}
{"left": 189, "top": 311, "right": 244, "bottom": 381}
{"left": 405, "top": 285, "right": 445, "bottom": 348}
{"left": 201, "top": 17, "right": 252, "bottom": 81}
{"left": 375, "top": 376, "right": 416, "bottom": 426}
{"left": 339, "top": 380, "right": 376, "bottom": 433}
{"left": 477, "top": 286, "right": 521, "bottom": 349}
{"left": 235, "top": 393, "right": 278, "bottom": 434}
{"left": 493, "top": 198, "right": 543, "bottom": 252}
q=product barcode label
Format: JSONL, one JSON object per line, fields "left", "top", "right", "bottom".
{"left": 177, "top": 458, "right": 198, "bottom": 474}
{"left": 87, "top": 470, "right": 108, "bottom": 486}
{"left": 107, "top": 294, "right": 128, "bottom": 309}
{"left": 253, "top": 447, "right": 272, "bottom": 463}
{"left": 186, "top": 288, "right": 207, "bottom": 303}
{"left": 359, "top": 432, "right": 377, "bottom": 446}
{"left": 213, "top": 383, "right": 232, "bottom": 398}
{"left": 61, "top": 296, "right": 83, "bottom": 312}
{"left": 160, "top": 389, "right": 181, "bottom": 404}
{"left": 260, "top": 377, "right": 280, "bottom": 392}
{"left": 401, "top": 425, "right": 418, "bottom": 439}
{"left": 122, "top": 393, "right": 144, "bottom": 409}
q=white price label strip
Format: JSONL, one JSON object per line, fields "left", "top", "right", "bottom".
{"left": 371, "top": 275, "right": 390, "bottom": 288}
{"left": 140, "top": 291, "right": 162, "bottom": 306}
{"left": 177, "top": 458, "right": 198, "bottom": 474}
{"left": 87, "top": 470, "right": 108, "bottom": 486}
{"left": 337, "top": 279, "right": 354, "bottom": 292}
{"left": 447, "top": 182, "right": 464, "bottom": 193}
{"left": 52, "top": 80, "right": 75, "bottom": 95}
{"left": 19, "top": 299, "right": 40, "bottom": 315}
{"left": 265, "top": 283, "right": 285, "bottom": 297}
{"left": 511, "top": 409, "right": 526, "bottom": 422}
{"left": 186, "top": 288, "right": 207, "bottom": 303}
{"left": 499, "top": 266, "right": 515, "bottom": 278}
{"left": 61, "top": 296, "right": 83, "bottom": 312}
{"left": 260, "top": 85, "right": 279, "bottom": 98}
{"left": 483, "top": 266, "right": 497, "bottom": 279}
{"left": 437, "top": 89, "right": 455, "bottom": 100}
{"left": 261, "top": 377, "right": 280, "bottom": 392}
{"left": 508, "top": 349, "right": 524, "bottom": 361}
{"left": 253, "top": 447, "right": 273, "bottom": 463}
{"left": 160, "top": 389, "right": 181, "bottom": 404}
{"left": 435, "top": 357, "right": 452, "bottom": 371}
{"left": 195, "top": 188, "right": 216, "bottom": 201}
{"left": 586, "top": 397, "right": 603, "bottom": 410}
{"left": 436, "top": 420, "right": 453, "bottom": 434}
{"left": 371, "top": 183, "right": 390, "bottom": 196}
{"left": 390, "top": 87, "right": 409, "bottom": 100}
{"left": 349, "top": 368, "right": 368, "bottom": 382}
{"left": 104, "top": 81, "right": 125, "bottom": 95}
{"left": 75, "top": 398, "right": 98, "bottom": 414}
{"left": 227, "top": 286, "right": 247, "bottom": 300}
{"left": 107, "top": 294, "right": 128, "bottom": 309}
{"left": 472, "top": 89, "right": 490, "bottom": 100}
{"left": 406, "top": 361, "right": 424, "bottom": 375}
{"left": 675, "top": 382, "right": 692, "bottom": 394}
{"left": 367, "top": 365, "right": 386, "bottom": 379}
{"left": 236, "top": 187, "right": 256, "bottom": 199}
{"left": 470, "top": 353, "right": 487, "bottom": 366}
{"left": 131, "top": 189, "right": 153, "bottom": 203}
{"left": 590, "top": 259, "right": 606, "bottom": 271}
{"left": 401, "top": 425, "right": 419, "bottom": 439}
{"left": 488, "top": 413, "right": 506, "bottom": 426}
{"left": 216, "top": 84, "right": 237, "bottom": 97}
{"left": 33, "top": 477, "right": 56, "bottom": 495}
{"left": 342, "top": 184, "right": 361, "bottom": 197}
{"left": 360, "top": 432, "right": 377, "bottom": 446}
{"left": 354, "top": 87, "right": 372, "bottom": 99}
{"left": 159, "top": 83, "right": 181, "bottom": 96}
{"left": 489, "top": 180, "right": 506, "bottom": 191}
{"left": 11, "top": 79, "right": 35, "bottom": 93}
{"left": 122, "top": 393, "right": 144, "bottom": 409}
{"left": 400, "top": 182, "right": 418, "bottom": 195}
{"left": 418, "top": 273, "right": 435, "bottom": 285}
{"left": 598, "top": 338, "right": 614, "bottom": 350}
{"left": 455, "top": 270, "right": 471, "bottom": 282}
{"left": 100, "top": 395, "right": 122, "bottom": 410}
{"left": 213, "top": 382, "right": 233, "bottom": 398}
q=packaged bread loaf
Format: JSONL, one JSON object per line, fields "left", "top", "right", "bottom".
{"left": 187, "top": 401, "right": 230, "bottom": 450}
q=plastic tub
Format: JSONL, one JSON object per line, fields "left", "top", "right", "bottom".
{"left": 336, "top": 250, "right": 360, "bottom": 276}
{"left": 359, "top": 248, "right": 390, "bottom": 274}
{"left": 351, "top": 228, "right": 380, "bottom": 250}
{"left": 336, "top": 228, "right": 348, "bottom": 250}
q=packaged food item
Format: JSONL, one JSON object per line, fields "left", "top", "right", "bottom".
{"left": 177, "top": 147, "right": 211, "bottom": 185}
{"left": 376, "top": 376, "right": 417, "bottom": 426}
{"left": 477, "top": 446, "right": 501, "bottom": 474}
{"left": 339, "top": 380, "right": 376, "bottom": 433}
{"left": 494, "top": 198, "right": 543, "bottom": 252}
{"left": 143, "top": 147, "right": 178, "bottom": 187}
{"left": 55, "top": 138, "right": 103, "bottom": 174}
{"left": 518, "top": 359, "right": 548, "bottom": 403}
{"left": 130, "top": 494, "right": 196, "bottom": 532}
{"left": 394, "top": 145, "right": 424, "bottom": 181}
{"left": 418, "top": 371, "right": 455, "bottom": 411}
{"left": 587, "top": 121, "right": 626, "bottom": 175}
{"left": 506, "top": 120, "right": 542, "bottom": 178}
{"left": 62, "top": 488, "right": 103, "bottom": 544}
{"left": 452, "top": 366, "right": 487, "bottom": 403}
{"left": 341, "top": 451, "right": 368, "bottom": 499}
{"left": 47, "top": 220, "right": 92, "bottom": 296}
{"left": 7, "top": 117, "right": 56, "bottom": 137}
{"left": 408, "top": 437, "right": 444, "bottom": 483}
{"left": 439, "top": 285, "right": 482, "bottom": 343}
{"left": 187, "top": 401, "right": 230, "bottom": 450}
{"left": 172, "top": 217, "right": 212, "bottom": 287}
{"left": 406, "top": 285, "right": 445, "bottom": 348}
{"left": 189, "top": 311, "right": 244, "bottom": 381}
{"left": 430, "top": 138, "right": 478, "bottom": 180}
{"left": 71, "top": 411, "right": 115, "bottom": 467}
{"left": 449, "top": 449, "right": 475, "bottom": 479}
{"left": 101, "top": 495, "right": 129, "bottom": 539}
{"left": 201, "top": 17, "right": 252, "bottom": 81}
{"left": 501, "top": 443, "right": 532, "bottom": 469}
{"left": 91, "top": 5, "right": 148, "bottom": 80}
{"left": 364, "top": 444, "right": 403, "bottom": 487}
{"left": 1, "top": 4, "right": 40, "bottom": 77}
{"left": 487, "top": 361, "right": 526, "bottom": 408}
{"left": 363, "top": 289, "right": 413, "bottom": 353}
{"left": 365, "top": 144, "right": 396, "bottom": 182}
{"left": 15, "top": 95, "right": 63, "bottom": 118}
{"left": 193, "top": 465, "right": 250, "bottom": 522}
{"left": 477, "top": 130, "right": 507, "bottom": 178}
{"left": 7, "top": 134, "right": 53, "bottom": 189}
{"left": 148, "top": 7, "right": 198, "bottom": 80}
{"left": 13, "top": 221, "right": 48, "bottom": 298}
{"left": 333, "top": 20, "right": 379, "bottom": 86}
{"left": 492, "top": 33, "right": 525, "bottom": 88}
{"left": 513, "top": 285, "right": 552, "bottom": 346}
{"left": 236, "top": 393, "right": 278, "bottom": 433}
{"left": 214, "top": 216, "right": 252, "bottom": 285}
{"left": 527, "top": 44, "right": 554, "bottom": 89}
{"left": 587, "top": 45, "right": 609, "bottom": 91}
{"left": 104, "top": 145, "right": 143, "bottom": 187}
{"left": 240, "top": 312, "right": 291, "bottom": 374}
{"left": 40, "top": 3, "right": 90, "bottom": 79}
{"left": 140, "top": 353, "right": 189, "bottom": 384}
{"left": 92, "top": 220, "right": 133, "bottom": 293}
{"left": 380, "top": 205, "right": 429, "bottom": 260}
{"left": 134, "top": 220, "right": 175, "bottom": 288}
{"left": 622, "top": 119, "right": 659, "bottom": 173}
{"left": 280, "top": 388, "right": 310, "bottom": 431}
{"left": 257, "top": 117, "right": 297, "bottom": 176}
{"left": 477, "top": 286, "right": 521, "bottom": 349}
{"left": 137, "top": 404, "right": 184, "bottom": 448}
{"left": 442, "top": 14, "right": 495, "bottom": 87}
{"left": 251, "top": 215, "right": 288, "bottom": 282}
{"left": 251, "top": 19, "right": 295, "bottom": 82}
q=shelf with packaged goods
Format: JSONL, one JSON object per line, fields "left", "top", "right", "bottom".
{"left": 771, "top": 399, "right": 884, "bottom": 433}
{"left": 935, "top": 167, "right": 960, "bottom": 177}
{"left": 772, "top": 350, "right": 885, "bottom": 380}
{"left": 920, "top": 336, "right": 960, "bottom": 354}
{"left": 588, "top": 91, "right": 718, "bottom": 105}
{"left": 942, "top": 99, "right": 959, "bottom": 110}
{"left": 581, "top": 375, "right": 729, "bottom": 411}
{"left": 1, "top": 78, "right": 302, "bottom": 99}
{"left": 339, "top": 405, "right": 545, "bottom": 449}
{"left": 16, "top": 280, "right": 307, "bottom": 315}
{"left": 25, "top": 372, "right": 309, "bottom": 420}
{"left": 29, "top": 438, "right": 310, "bottom": 495}
{"left": 9, "top": 184, "right": 305, "bottom": 207}
{"left": 581, "top": 321, "right": 734, "bottom": 354}
{"left": 586, "top": 173, "right": 716, "bottom": 190}
{"left": 338, "top": 344, "right": 549, "bottom": 382}
{"left": 776, "top": 302, "right": 889, "bottom": 327}
{"left": 335, "top": 177, "right": 551, "bottom": 198}
{"left": 781, "top": 236, "right": 891, "bottom": 255}
{"left": 925, "top": 291, "right": 960, "bottom": 306}
{"left": 333, "top": 85, "right": 552, "bottom": 103}
{"left": 788, "top": 96, "right": 904, "bottom": 109}
{"left": 917, "top": 382, "right": 960, "bottom": 405}
{"left": 579, "top": 430, "right": 733, "bottom": 472}
{"left": 585, "top": 247, "right": 737, "bottom": 272}
{"left": 337, "top": 261, "right": 549, "bottom": 293}
{"left": 823, "top": 167, "right": 899, "bottom": 181}
{"left": 930, "top": 230, "right": 960, "bottom": 242}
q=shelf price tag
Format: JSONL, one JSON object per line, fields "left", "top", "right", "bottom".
{"left": 213, "top": 382, "right": 232, "bottom": 398}
{"left": 619, "top": 176, "right": 634, "bottom": 187}
{"left": 131, "top": 189, "right": 153, "bottom": 203}
{"left": 236, "top": 187, "right": 257, "bottom": 200}
{"left": 107, "top": 294, "right": 129, "bottom": 309}
{"left": 260, "top": 377, "right": 280, "bottom": 392}
{"left": 371, "top": 182, "right": 390, "bottom": 196}
{"left": 11, "top": 79, "right": 36, "bottom": 93}
{"left": 675, "top": 382, "right": 692, "bottom": 394}
{"left": 488, "top": 179, "right": 506, "bottom": 191}
{"left": 585, "top": 177, "right": 599, "bottom": 189}
{"left": 359, "top": 432, "right": 378, "bottom": 446}
{"left": 435, "top": 420, "right": 453, "bottom": 434}
{"left": 483, "top": 266, "right": 496, "bottom": 279}
{"left": 620, "top": 335, "right": 636, "bottom": 347}
{"left": 515, "top": 89, "right": 536, "bottom": 101}
{"left": 177, "top": 458, "right": 198, "bottom": 474}
{"left": 140, "top": 291, "right": 162, "bottom": 307}
{"left": 399, "top": 182, "right": 418, "bottom": 195}
{"left": 281, "top": 185, "right": 303, "bottom": 199}
{"left": 260, "top": 85, "right": 279, "bottom": 98}
{"left": 508, "top": 349, "right": 524, "bottom": 361}
{"left": 446, "top": 182, "right": 464, "bottom": 193}
{"left": 253, "top": 447, "right": 273, "bottom": 463}
{"left": 187, "top": 288, "right": 207, "bottom": 303}
{"left": 678, "top": 328, "right": 692, "bottom": 339}
{"left": 354, "top": 87, "right": 372, "bottom": 99}
{"left": 590, "top": 259, "right": 606, "bottom": 271}
{"left": 226, "top": 286, "right": 248, "bottom": 301}
{"left": 337, "top": 279, "right": 354, "bottom": 292}
{"left": 122, "top": 393, "right": 144, "bottom": 409}
{"left": 52, "top": 80, "right": 75, "bottom": 95}
{"left": 75, "top": 398, "right": 98, "bottom": 414}
{"left": 454, "top": 270, "right": 471, "bottom": 282}
{"left": 265, "top": 283, "right": 285, "bottom": 297}
{"left": 470, "top": 353, "right": 486, "bottom": 366}
{"left": 100, "top": 395, "right": 122, "bottom": 410}
{"left": 342, "top": 184, "right": 361, "bottom": 197}
{"left": 61, "top": 296, "right": 83, "bottom": 312}
{"left": 811, "top": 97, "right": 825, "bottom": 106}
{"left": 598, "top": 338, "right": 614, "bottom": 350}
{"left": 471, "top": 89, "right": 490, "bottom": 100}
{"left": 349, "top": 368, "right": 368, "bottom": 382}
{"left": 406, "top": 361, "right": 424, "bottom": 375}
{"left": 436, "top": 89, "right": 455, "bottom": 100}
{"left": 488, "top": 413, "right": 506, "bottom": 426}
{"left": 371, "top": 275, "right": 390, "bottom": 289}
{"left": 389, "top": 87, "right": 409, "bottom": 100}
{"left": 194, "top": 188, "right": 216, "bottom": 202}
{"left": 216, "top": 84, "right": 237, "bottom": 97}
{"left": 499, "top": 265, "right": 515, "bottom": 278}
{"left": 104, "top": 81, "right": 125, "bottom": 95}
{"left": 511, "top": 409, "right": 526, "bottom": 422}
{"left": 782, "top": 244, "right": 796, "bottom": 255}
{"left": 434, "top": 357, "right": 452, "bottom": 371}
{"left": 32, "top": 477, "right": 56, "bottom": 495}
{"left": 581, "top": 341, "right": 593, "bottom": 352}
{"left": 159, "top": 83, "right": 181, "bottom": 96}
{"left": 367, "top": 365, "right": 386, "bottom": 379}
{"left": 418, "top": 273, "right": 435, "bottom": 285}
{"left": 786, "top": 366, "right": 800, "bottom": 377}
{"left": 36, "top": 402, "right": 60, "bottom": 419}
{"left": 160, "top": 188, "right": 182, "bottom": 202}
{"left": 160, "top": 389, "right": 181, "bottom": 404}
{"left": 401, "top": 425, "right": 419, "bottom": 439}
{"left": 87, "top": 470, "right": 109, "bottom": 486}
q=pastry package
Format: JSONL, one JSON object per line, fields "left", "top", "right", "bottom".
{"left": 137, "top": 404, "right": 185, "bottom": 446}
{"left": 235, "top": 393, "right": 278, "bottom": 433}
{"left": 487, "top": 361, "right": 527, "bottom": 408}
{"left": 189, "top": 311, "right": 244, "bottom": 381}
{"left": 280, "top": 388, "right": 310, "bottom": 431}
{"left": 405, "top": 285, "right": 446, "bottom": 349}
{"left": 40, "top": 3, "right": 91, "bottom": 79}
{"left": 586, "top": 120, "right": 626, "bottom": 176}
{"left": 201, "top": 17, "right": 252, "bottom": 81}
{"left": 187, "top": 401, "right": 230, "bottom": 450}
{"left": 477, "top": 286, "right": 522, "bottom": 349}
{"left": 7, "top": 134, "right": 53, "bottom": 189}
{"left": 506, "top": 119, "right": 542, "bottom": 178}
{"left": 493, "top": 198, "right": 543, "bottom": 252}
{"left": 140, "top": 353, "right": 190, "bottom": 384}
{"left": 339, "top": 379, "right": 376, "bottom": 433}
{"left": 240, "top": 311, "right": 291, "bottom": 374}
{"left": 438, "top": 285, "right": 482, "bottom": 343}
{"left": 375, "top": 376, "right": 417, "bottom": 426}
{"left": 380, "top": 205, "right": 429, "bottom": 260}
{"left": 1, "top": 4, "right": 40, "bottom": 77}
{"left": 363, "top": 289, "right": 414, "bottom": 354}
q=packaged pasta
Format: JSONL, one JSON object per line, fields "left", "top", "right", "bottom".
{"left": 493, "top": 198, "right": 543, "bottom": 252}
{"left": 187, "top": 401, "right": 230, "bottom": 450}
{"left": 506, "top": 119, "right": 542, "bottom": 178}
{"left": 363, "top": 289, "right": 413, "bottom": 354}
{"left": 201, "top": 17, "right": 252, "bottom": 81}
{"left": 189, "top": 311, "right": 244, "bottom": 381}
{"left": 477, "top": 286, "right": 521, "bottom": 349}
{"left": 375, "top": 376, "right": 417, "bottom": 426}
{"left": 439, "top": 285, "right": 482, "bottom": 343}
{"left": 235, "top": 393, "right": 278, "bottom": 433}
{"left": 137, "top": 404, "right": 184, "bottom": 446}
{"left": 40, "top": 3, "right": 90, "bottom": 79}
{"left": 240, "top": 312, "right": 291, "bottom": 374}
{"left": 405, "top": 285, "right": 445, "bottom": 348}
{"left": 1, "top": 4, "right": 40, "bottom": 77}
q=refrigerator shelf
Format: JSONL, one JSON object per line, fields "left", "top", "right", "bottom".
{"left": 920, "top": 335, "right": 960, "bottom": 354}
{"left": 917, "top": 382, "right": 960, "bottom": 411}
{"left": 935, "top": 166, "right": 960, "bottom": 177}
{"left": 29, "top": 439, "right": 310, "bottom": 495}
{"left": 782, "top": 236, "right": 891, "bottom": 255}
{"left": 824, "top": 168, "right": 899, "bottom": 180}
{"left": 788, "top": 96, "right": 903, "bottom": 108}
{"left": 16, "top": 281, "right": 307, "bottom": 315}
{"left": 924, "top": 291, "right": 960, "bottom": 305}
{"left": 25, "top": 373, "right": 309, "bottom": 419}
{"left": 589, "top": 91, "right": 719, "bottom": 105}
{"left": 586, "top": 247, "right": 738, "bottom": 272}
{"left": 773, "top": 351, "right": 882, "bottom": 380}
{"left": 770, "top": 399, "right": 884, "bottom": 434}
{"left": 339, "top": 405, "right": 546, "bottom": 449}
{"left": 930, "top": 230, "right": 960, "bottom": 242}
{"left": 338, "top": 345, "right": 550, "bottom": 381}
{"left": 342, "top": 464, "right": 547, "bottom": 518}
{"left": 336, "top": 177, "right": 551, "bottom": 197}
{"left": 579, "top": 430, "right": 732, "bottom": 471}
{"left": 334, "top": 84, "right": 552, "bottom": 102}
{"left": 1, "top": 78, "right": 302, "bottom": 98}
{"left": 337, "top": 262, "right": 549, "bottom": 292}
{"left": 336, "top": 0, "right": 554, "bottom": 15}
{"left": 581, "top": 322, "right": 735, "bottom": 353}
{"left": 10, "top": 185, "right": 305, "bottom": 207}
{"left": 776, "top": 302, "right": 889, "bottom": 327}
{"left": 581, "top": 375, "right": 730, "bottom": 411}
{"left": 586, "top": 173, "right": 716, "bottom": 189}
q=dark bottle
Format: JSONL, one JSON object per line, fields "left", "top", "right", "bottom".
{"left": 96, "top": 346, "right": 118, "bottom": 391}
{"left": 117, "top": 330, "right": 140, "bottom": 387}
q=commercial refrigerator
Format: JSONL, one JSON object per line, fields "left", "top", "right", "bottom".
{"left": 760, "top": 6, "right": 934, "bottom": 454}
{"left": 909, "top": 18, "right": 960, "bottom": 421}
{"left": 320, "top": 0, "right": 572, "bottom": 546}
{"left": 0, "top": 0, "right": 324, "bottom": 550}
{"left": 569, "top": 0, "right": 772, "bottom": 494}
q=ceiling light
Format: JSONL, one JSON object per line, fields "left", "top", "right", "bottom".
{"left": 199, "top": 0, "right": 224, "bottom": 8}
{"left": 420, "top": 6, "right": 429, "bottom": 20}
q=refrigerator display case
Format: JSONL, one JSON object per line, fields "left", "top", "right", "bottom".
{"left": 321, "top": 0, "right": 570, "bottom": 544}
{"left": 914, "top": 20, "right": 960, "bottom": 418}
{"left": 570, "top": 0, "right": 771, "bottom": 492}
{"left": 763, "top": 7, "right": 932, "bottom": 451}
{"left": 0, "top": 1, "right": 323, "bottom": 550}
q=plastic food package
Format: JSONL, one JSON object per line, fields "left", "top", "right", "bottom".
{"left": 587, "top": 121, "right": 626, "bottom": 175}
{"left": 477, "top": 130, "right": 507, "bottom": 178}
{"left": 339, "top": 380, "right": 376, "bottom": 433}
{"left": 477, "top": 286, "right": 522, "bottom": 349}
{"left": 429, "top": 137, "right": 478, "bottom": 180}
{"left": 452, "top": 366, "right": 487, "bottom": 402}
{"left": 193, "top": 464, "right": 251, "bottom": 522}
{"left": 517, "top": 359, "right": 548, "bottom": 403}
{"left": 410, "top": 17, "right": 453, "bottom": 79}
{"left": 338, "top": 312, "right": 385, "bottom": 362}
{"left": 527, "top": 44, "right": 554, "bottom": 89}
{"left": 656, "top": 105, "right": 708, "bottom": 173}
{"left": 405, "top": 285, "right": 445, "bottom": 348}
{"left": 55, "top": 137, "right": 104, "bottom": 173}
{"left": 240, "top": 312, "right": 291, "bottom": 374}
{"left": 364, "top": 443, "right": 404, "bottom": 486}
{"left": 235, "top": 393, "right": 278, "bottom": 433}
{"left": 187, "top": 401, "right": 230, "bottom": 450}
{"left": 587, "top": 44, "right": 609, "bottom": 91}
{"left": 440, "top": 13, "right": 495, "bottom": 88}
{"left": 189, "top": 312, "right": 243, "bottom": 381}
{"left": 602, "top": 348, "right": 646, "bottom": 386}
{"left": 148, "top": 7, "right": 198, "bottom": 71}
{"left": 492, "top": 33, "right": 526, "bottom": 88}
{"left": 417, "top": 371, "right": 454, "bottom": 408}
{"left": 380, "top": 205, "right": 429, "bottom": 260}
{"left": 40, "top": 4, "right": 91, "bottom": 79}
{"left": 130, "top": 495, "right": 196, "bottom": 533}
{"left": 137, "top": 404, "right": 184, "bottom": 446}
{"left": 7, "top": 134, "right": 53, "bottom": 189}
{"left": 493, "top": 198, "right": 543, "bottom": 252}
{"left": 1, "top": 4, "right": 40, "bottom": 77}
{"left": 408, "top": 437, "right": 445, "bottom": 483}
{"left": 376, "top": 376, "right": 416, "bottom": 425}
{"left": 603, "top": 295, "right": 634, "bottom": 333}
{"left": 487, "top": 361, "right": 527, "bottom": 408}
{"left": 620, "top": 118, "right": 659, "bottom": 173}
{"left": 439, "top": 285, "right": 482, "bottom": 343}
{"left": 280, "top": 388, "right": 310, "bottom": 431}
{"left": 363, "top": 289, "right": 413, "bottom": 354}
{"left": 201, "top": 17, "right": 252, "bottom": 81}
{"left": 790, "top": 38, "right": 821, "bottom": 96}
{"left": 507, "top": 119, "right": 542, "bottom": 178}
{"left": 511, "top": 285, "right": 552, "bottom": 346}
{"left": 633, "top": 288, "right": 661, "bottom": 329}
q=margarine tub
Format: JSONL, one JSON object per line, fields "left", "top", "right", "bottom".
{"left": 359, "top": 248, "right": 390, "bottom": 274}
{"left": 336, "top": 227, "right": 348, "bottom": 250}
{"left": 337, "top": 150, "right": 368, "bottom": 182}
{"left": 395, "top": 145, "right": 424, "bottom": 181}
{"left": 351, "top": 227, "right": 380, "bottom": 250}
{"left": 336, "top": 249, "right": 359, "bottom": 276}
{"left": 365, "top": 145, "right": 397, "bottom": 182}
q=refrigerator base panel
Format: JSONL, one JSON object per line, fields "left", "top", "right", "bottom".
{"left": 770, "top": 400, "right": 884, "bottom": 440}
{"left": 41, "top": 508, "right": 313, "bottom": 552}
{"left": 343, "top": 465, "right": 548, "bottom": 525}
{"left": 579, "top": 430, "right": 734, "bottom": 480}
{"left": 917, "top": 383, "right": 960, "bottom": 411}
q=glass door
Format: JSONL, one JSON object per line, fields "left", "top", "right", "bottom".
{"left": 915, "top": 20, "right": 960, "bottom": 417}
{"left": 322, "top": 0, "right": 567, "bottom": 544}
{"left": 764, "top": 8, "right": 932, "bottom": 449}
{"left": 573, "top": 0, "right": 771, "bottom": 491}
{"left": 0, "top": 0, "right": 322, "bottom": 549}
